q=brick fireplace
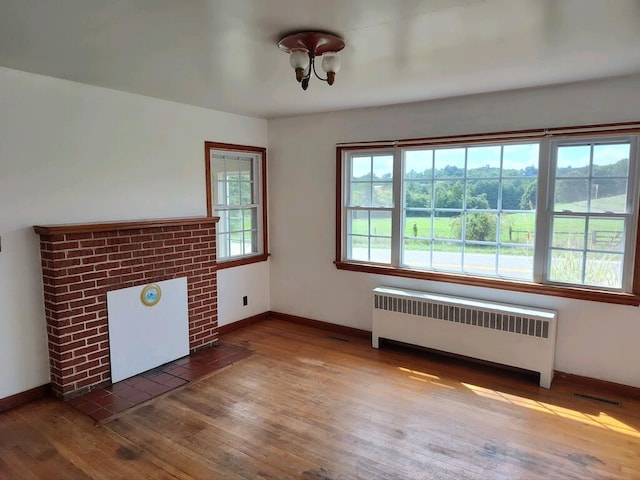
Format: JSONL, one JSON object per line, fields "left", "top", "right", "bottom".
{"left": 34, "top": 217, "right": 219, "bottom": 399}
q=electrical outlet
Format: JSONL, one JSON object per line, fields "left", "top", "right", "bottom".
{"left": 242, "top": 296, "right": 248, "bottom": 306}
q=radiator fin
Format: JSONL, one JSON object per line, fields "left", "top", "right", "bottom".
{"left": 374, "top": 294, "right": 550, "bottom": 339}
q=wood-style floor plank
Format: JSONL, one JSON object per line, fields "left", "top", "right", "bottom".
{"left": 2, "top": 318, "right": 639, "bottom": 479}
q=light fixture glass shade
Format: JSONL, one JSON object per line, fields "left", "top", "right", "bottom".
{"left": 289, "top": 50, "right": 310, "bottom": 70}
{"left": 321, "top": 52, "right": 341, "bottom": 73}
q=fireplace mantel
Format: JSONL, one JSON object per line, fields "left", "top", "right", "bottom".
{"left": 34, "top": 216, "right": 220, "bottom": 399}
{"left": 34, "top": 216, "right": 218, "bottom": 235}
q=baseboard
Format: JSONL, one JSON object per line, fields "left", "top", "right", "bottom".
{"left": 269, "top": 311, "right": 371, "bottom": 339}
{"left": 218, "top": 311, "right": 271, "bottom": 335}
{"left": 0, "top": 384, "right": 51, "bottom": 413}
{"left": 554, "top": 371, "right": 640, "bottom": 401}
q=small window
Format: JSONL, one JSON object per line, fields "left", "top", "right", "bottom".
{"left": 546, "top": 139, "right": 635, "bottom": 290}
{"left": 205, "top": 142, "right": 268, "bottom": 267}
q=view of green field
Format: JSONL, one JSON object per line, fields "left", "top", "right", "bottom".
{"left": 348, "top": 194, "right": 627, "bottom": 252}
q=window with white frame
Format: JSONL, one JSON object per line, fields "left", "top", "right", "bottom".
{"left": 337, "top": 124, "right": 640, "bottom": 302}
{"left": 206, "top": 142, "right": 267, "bottom": 266}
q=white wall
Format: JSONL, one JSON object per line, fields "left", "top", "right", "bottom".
{"left": 217, "top": 264, "right": 270, "bottom": 327}
{"left": 0, "top": 66, "right": 269, "bottom": 399}
{"left": 268, "top": 74, "right": 640, "bottom": 389}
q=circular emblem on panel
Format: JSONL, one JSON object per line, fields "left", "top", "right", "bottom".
{"left": 140, "top": 284, "right": 162, "bottom": 307}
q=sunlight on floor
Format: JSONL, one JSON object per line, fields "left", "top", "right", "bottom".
{"left": 398, "top": 366, "right": 457, "bottom": 389}
{"left": 461, "top": 382, "right": 640, "bottom": 438}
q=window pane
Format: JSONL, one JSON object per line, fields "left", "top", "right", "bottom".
{"left": 588, "top": 217, "right": 625, "bottom": 252}
{"left": 593, "top": 143, "right": 630, "bottom": 177}
{"left": 434, "top": 180, "right": 463, "bottom": 210}
{"left": 218, "top": 232, "right": 230, "bottom": 258}
{"left": 503, "top": 143, "right": 539, "bottom": 172}
{"left": 434, "top": 148, "right": 465, "bottom": 178}
{"left": 402, "top": 240, "right": 431, "bottom": 269}
{"left": 462, "top": 212, "right": 497, "bottom": 243}
{"left": 502, "top": 212, "right": 535, "bottom": 244}
{"left": 405, "top": 150, "right": 433, "bottom": 179}
{"left": 229, "top": 231, "right": 244, "bottom": 256}
{"left": 467, "top": 179, "right": 498, "bottom": 209}
{"left": 347, "top": 209, "right": 368, "bottom": 235}
{"left": 498, "top": 245, "right": 533, "bottom": 280}
{"left": 372, "top": 182, "right": 393, "bottom": 207}
{"left": 370, "top": 237, "right": 392, "bottom": 264}
{"left": 218, "top": 210, "right": 230, "bottom": 234}
{"left": 346, "top": 209, "right": 392, "bottom": 264}
{"left": 229, "top": 209, "right": 243, "bottom": 232}
{"left": 215, "top": 180, "right": 227, "bottom": 206}
{"left": 551, "top": 216, "right": 586, "bottom": 249}
{"left": 243, "top": 208, "right": 256, "bottom": 230}
{"left": 554, "top": 179, "right": 589, "bottom": 211}
{"left": 467, "top": 145, "right": 501, "bottom": 175}
{"left": 436, "top": 215, "right": 461, "bottom": 240}
{"left": 404, "top": 181, "right": 432, "bottom": 209}
{"left": 351, "top": 156, "right": 371, "bottom": 181}
{"left": 549, "top": 249, "right": 584, "bottom": 284}
{"left": 242, "top": 229, "right": 257, "bottom": 255}
{"left": 432, "top": 243, "right": 462, "bottom": 271}
{"left": 590, "top": 181, "right": 628, "bottom": 213}
{"left": 371, "top": 210, "right": 392, "bottom": 236}
{"left": 405, "top": 213, "right": 431, "bottom": 238}
{"left": 584, "top": 252, "right": 623, "bottom": 288}
{"left": 240, "top": 181, "right": 253, "bottom": 204}
{"left": 556, "top": 145, "right": 590, "bottom": 176}
{"left": 464, "top": 246, "right": 497, "bottom": 276}
{"left": 373, "top": 156, "right": 393, "bottom": 180}
{"left": 349, "top": 182, "right": 371, "bottom": 207}
{"left": 501, "top": 179, "right": 528, "bottom": 210}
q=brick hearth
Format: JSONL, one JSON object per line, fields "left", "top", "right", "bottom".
{"left": 34, "top": 217, "right": 219, "bottom": 399}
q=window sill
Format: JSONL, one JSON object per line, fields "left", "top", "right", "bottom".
{"left": 334, "top": 260, "right": 640, "bottom": 306}
{"left": 216, "top": 253, "right": 270, "bottom": 270}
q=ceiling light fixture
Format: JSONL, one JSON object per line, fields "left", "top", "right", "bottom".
{"left": 277, "top": 31, "right": 345, "bottom": 91}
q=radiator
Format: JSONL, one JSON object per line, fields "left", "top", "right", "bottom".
{"left": 372, "top": 286, "right": 558, "bottom": 388}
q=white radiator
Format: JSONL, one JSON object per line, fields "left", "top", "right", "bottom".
{"left": 372, "top": 286, "right": 558, "bottom": 388}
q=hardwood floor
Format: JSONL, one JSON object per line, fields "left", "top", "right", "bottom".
{"left": 2, "top": 318, "right": 639, "bottom": 479}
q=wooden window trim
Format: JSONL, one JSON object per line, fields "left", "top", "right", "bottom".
{"left": 205, "top": 141, "right": 269, "bottom": 268}
{"left": 335, "top": 122, "right": 640, "bottom": 306}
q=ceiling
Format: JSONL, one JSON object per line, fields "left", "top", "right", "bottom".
{"left": 1, "top": 0, "right": 640, "bottom": 119}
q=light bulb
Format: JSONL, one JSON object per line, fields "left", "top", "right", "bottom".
{"left": 290, "top": 50, "right": 310, "bottom": 70}
{"left": 321, "top": 52, "right": 341, "bottom": 74}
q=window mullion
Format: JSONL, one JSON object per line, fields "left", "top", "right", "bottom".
{"left": 533, "top": 138, "right": 552, "bottom": 283}
{"left": 623, "top": 137, "right": 640, "bottom": 291}
{"left": 391, "top": 148, "right": 403, "bottom": 267}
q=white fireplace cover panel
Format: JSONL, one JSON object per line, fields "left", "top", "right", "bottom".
{"left": 107, "top": 277, "right": 189, "bottom": 383}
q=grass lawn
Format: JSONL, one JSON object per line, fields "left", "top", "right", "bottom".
{"left": 349, "top": 195, "right": 626, "bottom": 251}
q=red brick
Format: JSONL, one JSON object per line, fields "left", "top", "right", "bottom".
{"left": 141, "top": 241, "right": 164, "bottom": 249}
{"left": 72, "top": 328, "right": 98, "bottom": 341}
{"left": 79, "top": 239, "right": 107, "bottom": 248}
{"left": 64, "top": 233, "right": 93, "bottom": 241}
{"left": 54, "top": 259, "right": 82, "bottom": 269}
{"left": 82, "top": 255, "right": 108, "bottom": 265}
{"left": 119, "top": 243, "right": 143, "bottom": 252}
{"left": 108, "top": 252, "right": 133, "bottom": 261}
{"left": 56, "top": 241, "right": 80, "bottom": 250}
{"left": 107, "top": 237, "right": 132, "bottom": 245}
{"left": 67, "top": 265, "right": 95, "bottom": 276}
{"left": 66, "top": 248, "right": 95, "bottom": 258}
{"left": 84, "top": 304, "right": 106, "bottom": 314}
{"left": 88, "top": 364, "right": 110, "bottom": 377}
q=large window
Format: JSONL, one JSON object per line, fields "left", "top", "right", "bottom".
{"left": 206, "top": 142, "right": 268, "bottom": 268}
{"left": 336, "top": 124, "right": 640, "bottom": 304}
